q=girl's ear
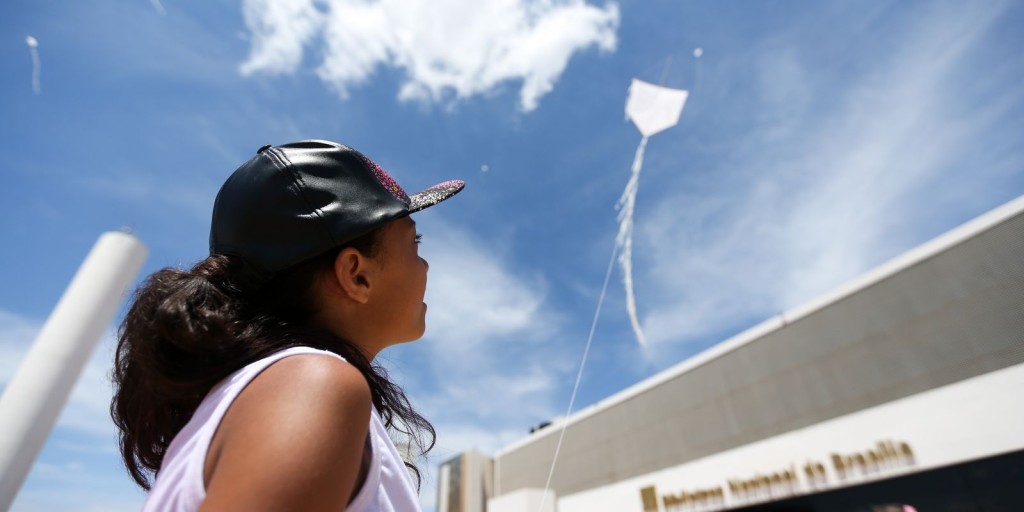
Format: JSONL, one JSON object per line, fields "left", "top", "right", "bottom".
{"left": 332, "top": 247, "right": 373, "bottom": 304}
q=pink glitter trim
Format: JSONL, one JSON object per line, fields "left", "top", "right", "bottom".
{"left": 423, "top": 180, "right": 463, "bottom": 191}
{"left": 360, "top": 155, "right": 410, "bottom": 203}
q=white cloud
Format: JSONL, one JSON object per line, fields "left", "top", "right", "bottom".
{"left": 392, "top": 219, "right": 569, "bottom": 510}
{"left": 635, "top": 3, "right": 1017, "bottom": 349}
{"left": 238, "top": 0, "right": 323, "bottom": 75}
{"left": 240, "top": 0, "right": 620, "bottom": 111}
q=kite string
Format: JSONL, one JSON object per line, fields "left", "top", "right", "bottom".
{"left": 536, "top": 135, "right": 650, "bottom": 510}
{"left": 536, "top": 234, "right": 621, "bottom": 512}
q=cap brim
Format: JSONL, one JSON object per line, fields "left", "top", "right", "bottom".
{"left": 408, "top": 180, "right": 465, "bottom": 213}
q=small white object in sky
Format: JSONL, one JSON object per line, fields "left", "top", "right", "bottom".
{"left": 617, "top": 79, "right": 689, "bottom": 345}
{"left": 25, "top": 35, "right": 41, "bottom": 95}
{"left": 693, "top": 47, "right": 703, "bottom": 58}
{"left": 150, "top": 0, "right": 166, "bottom": 15}
{"left": 481, "top": 164, "right": 490, "bottom": 173}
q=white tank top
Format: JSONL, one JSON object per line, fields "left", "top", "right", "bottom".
{"left": 141, "top": 346, "right": 422, "bottom": 512}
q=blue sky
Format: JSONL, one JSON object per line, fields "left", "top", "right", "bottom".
{"left": 1, "top": 0, "right": 1022, "bottom": 510}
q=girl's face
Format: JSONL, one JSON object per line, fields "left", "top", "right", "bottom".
{"left": 369, "top": 216, "right": 429, "bottom": 344}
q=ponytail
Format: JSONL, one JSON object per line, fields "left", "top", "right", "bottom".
{"left": 112, "top": 256, "right": 251, "bottom": 488}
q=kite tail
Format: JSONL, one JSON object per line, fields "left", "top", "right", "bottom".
{"left": 616, "top": 136, "right": 649, "bottom": 346}
{"left": 29, "top": 47, "right": 41, "bottom": 95}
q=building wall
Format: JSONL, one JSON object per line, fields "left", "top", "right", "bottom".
{"left": 438, "top": 450, "right": 494, "bottom": 512}
{"left": 495, "top": 198, "right": 1024, "bottom": 498}
{"left": 557, "top": 361, "right": 1024, "bottom": 512}
{"left": 464, "top": 451, "right": 494, "bottom": 512}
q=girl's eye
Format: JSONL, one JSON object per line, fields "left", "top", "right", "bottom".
{"left": 415, "top": 233, "right": 423, "bottom": 244}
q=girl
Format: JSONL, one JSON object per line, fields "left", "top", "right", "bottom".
{"left": 111, "top": 140, "right": 464, "bottom": 511}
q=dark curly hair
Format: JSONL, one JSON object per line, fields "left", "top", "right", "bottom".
{"left": 110, "top": 228, "right": 434, "bottom": 490}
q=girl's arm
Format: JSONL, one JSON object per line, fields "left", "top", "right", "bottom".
{"left": 200, "top": 354, "right": 372, "bottom": 512}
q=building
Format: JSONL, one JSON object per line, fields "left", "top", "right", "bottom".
{"left": 438, "top": 450, "right": 494, "bottom": 512}
{"left": 439, "top": 194, "right": 1024, "bottom": 512}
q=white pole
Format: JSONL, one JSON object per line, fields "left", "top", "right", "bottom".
{"left": 0, "top": 231, "right": 147, "bottom": 510}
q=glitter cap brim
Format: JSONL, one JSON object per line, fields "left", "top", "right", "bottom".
{"left": 408, "top": 180, "right": 465, "bottom": 213}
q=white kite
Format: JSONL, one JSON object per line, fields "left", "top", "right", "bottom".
{"left": 618, "top": 78, "right": 689, "bottom": 345}
{"left": 26, "top": 35, "right": 40, "bottom": 95}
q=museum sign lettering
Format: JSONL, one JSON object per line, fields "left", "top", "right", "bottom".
{"left": 639, "top": 439, "right": 915, "bottom": 511}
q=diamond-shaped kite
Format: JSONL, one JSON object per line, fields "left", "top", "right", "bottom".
{"left": 617, "top": 78, "right": 689, "bottom": 345}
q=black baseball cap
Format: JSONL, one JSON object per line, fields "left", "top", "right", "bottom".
{"left": 210, "top": 140, "right": 464, "bottom": 281}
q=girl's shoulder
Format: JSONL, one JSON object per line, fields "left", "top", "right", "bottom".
{"left": 226, "top": 349, "right": 372, "bottom": 439}
{"left": 248, "top": 348, "right": 368, "bottom": 399}
{"left": 201, "top": 348, "right": 373, "bottom": 510}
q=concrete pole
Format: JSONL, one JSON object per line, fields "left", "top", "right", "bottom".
{"left": 0, "top": 231, "right": 147, "bottom": 510}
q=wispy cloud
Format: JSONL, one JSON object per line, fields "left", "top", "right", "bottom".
{"left": 0, "top": 309, "right": 41, "bottom": 387}
{"left": 77, "top": 175, "right": 216, "bottom": 225}
{"left": 0, "top": 309, "right": 122, "bottom": 438}
{"left": 417, "top": 421, "right": 527, "bottom": 511}
{"left": 58, "top": 334, "right": 123, "bottom": 437}
{"left": 636, "top": 2, "right": 1021, "bottom": 350}
{"left": 12, "top": 458, "right": 144, "bottom": 512}
{"left": 421, "top": 220, "right": 553, "bottom": 353}
{"left": 411, "top": 217, "right": 565, "bottom": 421}
{"left": 238, "top": 0, "right": 323, "bottom": 75}
{"left": 390, "top": 218, "right": 568, "bottom": 510}
{"left": 239, "top": 0, "right": 620, "bottom": 111}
